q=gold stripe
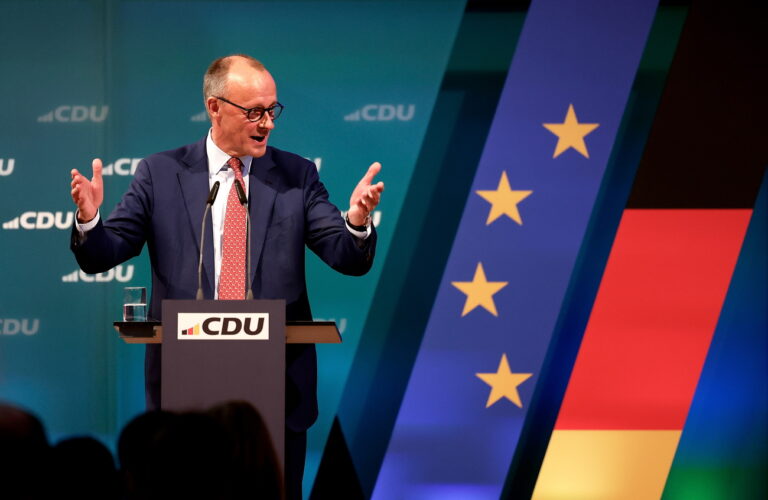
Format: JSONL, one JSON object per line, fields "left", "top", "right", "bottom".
{"left": 532, "top": 430, "right": 681, "bottom": 500}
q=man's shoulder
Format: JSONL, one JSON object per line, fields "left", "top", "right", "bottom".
{"left": 266, "top": 146, "right": 315, "bottom": 170}
{"left": 263, "top": 146, "right": 321, "bottom": 188}
{"left": 142, "top": 138, "right": 206, "bottom": 170}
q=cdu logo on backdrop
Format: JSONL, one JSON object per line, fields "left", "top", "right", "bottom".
{"left": 37, "top": 105, "right": 109, "bottom": 123}
{"left": 61, "top": 265, "right": 135, "bottom": 283}
{"left": 102, "top": 158, "right": 143, "bottom": 176}
{"left": 0, "top": 158, "right": 14, "bottom": 176}
{"left": 190, "top": 110, "right": 208, "bottom": 122}
{"left": 2, "top": 211, "right": 74, "bottom": 230}
{"left": 344, "top": 104, "right": 415, "bottom": 122}
{"left": 0, "top": 318, "right": 40, "bottom": 336}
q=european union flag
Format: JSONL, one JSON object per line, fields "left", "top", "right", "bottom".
{"left": 373, "top": 0, "right": 658, "bottom": 497}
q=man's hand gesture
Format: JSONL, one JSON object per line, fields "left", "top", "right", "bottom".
{"left": 70, "top": 159, "right": 104, "bottom": 223}
{"left": 348, "top": 162, "right": 384, "bottom": 227}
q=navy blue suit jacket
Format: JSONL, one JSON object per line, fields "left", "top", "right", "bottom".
{"left": 71, "top": 137, "right": 376, "bottom": 431}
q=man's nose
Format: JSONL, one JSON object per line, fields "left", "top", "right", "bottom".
{"left": 258, "top": 113, "right": 275, "bottom": 130}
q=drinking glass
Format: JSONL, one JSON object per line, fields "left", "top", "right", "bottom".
{"left": 123, "top": 287, "right": 147, "bottom": 322}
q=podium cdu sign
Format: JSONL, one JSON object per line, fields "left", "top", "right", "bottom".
{"left": 162, "top": 299, "right": 286, "bottom": 467}
{"left": 177, "top": 312, "right": 269, "bottom": 339}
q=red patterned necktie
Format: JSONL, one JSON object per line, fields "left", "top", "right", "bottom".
{"left": 219, "top": 157, "right": 247, "bottom": 300}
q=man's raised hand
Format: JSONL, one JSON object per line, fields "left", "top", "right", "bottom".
{"left": 70, "top": 158, "right": 104, "bottom": 223}
{"left": 348, "top": 162, "right": 384, "bottom": 226}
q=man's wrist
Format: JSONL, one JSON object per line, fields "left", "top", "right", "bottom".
{"left": 75, "top": 210, "right": 100, "bottom": 234}
{"left": 345, "top": 213, "right": 370, "bottom": 231}
{"left": 77, "top": 209, "right": 97, "bottom": 224}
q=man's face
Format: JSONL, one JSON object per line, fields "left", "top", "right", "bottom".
{"left": 209, "top": 63, "right": 278, "bottom": 158}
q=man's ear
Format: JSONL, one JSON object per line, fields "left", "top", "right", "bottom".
{"left": 206, "top": 97, "right": 220, "bottom": 119}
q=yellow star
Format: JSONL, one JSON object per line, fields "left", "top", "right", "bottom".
{"left": 476, "top": 171, "right": 532, "bottom": 225}
{"left": 476, "top": 354, "right": 533, "bottom": 408}
{"left": 542, "top": 104, "right": 599, "bottom": 158}
{"left": 451, "top": 262, "right": 508, "bottom": 317}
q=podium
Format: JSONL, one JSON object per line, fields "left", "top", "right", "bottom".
{"left": 113, "top": 299, "right": 341, "bottom": 476}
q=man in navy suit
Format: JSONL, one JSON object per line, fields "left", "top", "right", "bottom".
{"left": 69, "top": 54, "right": 384, "bottom": 498}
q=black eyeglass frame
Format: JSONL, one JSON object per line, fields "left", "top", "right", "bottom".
{"left": 214, "top": 96, "right": 284, "bottom": 122}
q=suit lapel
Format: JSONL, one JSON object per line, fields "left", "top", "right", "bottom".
{"left": 177, "top": 139, "right": 216, "bottom": 297}
{"left": 248, "top": 150, "right": 278, "bottom": 289}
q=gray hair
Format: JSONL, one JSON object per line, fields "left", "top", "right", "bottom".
{"left": 203, "top": 54, "right": 266, "bottom": 104}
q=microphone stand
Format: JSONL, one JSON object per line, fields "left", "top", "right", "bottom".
{"left": 196, "top": 181, "right": 220, "bottom": 300}
{"left": 234, "top": 180, "right": 254, "bottom": 300}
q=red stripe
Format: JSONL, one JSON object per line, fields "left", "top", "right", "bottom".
{"left": 557, "top": 209, "right": 751, "bottom": 429}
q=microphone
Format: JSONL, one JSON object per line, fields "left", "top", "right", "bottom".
{"left": 207, "top": 181, "right": 220, "bottom": 204}
{"left": 196, "top": 181, "right": 220, "bottom": 300}
{"left": 234, "top": 180, "right": 254, "bottom": 300}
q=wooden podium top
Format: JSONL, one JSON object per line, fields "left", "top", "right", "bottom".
{"left": 113, "top": 321, "right": 341, "bottom": 344}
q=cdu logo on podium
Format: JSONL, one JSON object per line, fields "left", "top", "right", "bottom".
{"left": 177, "top": 313, "right": 269, "bottom": 340}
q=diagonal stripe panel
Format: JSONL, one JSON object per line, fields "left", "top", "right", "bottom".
{"left": 534, "top": 209, "right": 751, "bottom": 499}
{"left": 556, "top": 209, "right": 752, "bottom": 430}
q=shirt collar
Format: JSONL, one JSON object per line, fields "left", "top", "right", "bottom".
{"left": 206, "top": 129, "right": 253, "bottom": 176}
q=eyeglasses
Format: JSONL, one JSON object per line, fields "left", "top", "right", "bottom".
{"left": 215, "top": 96, "right": 284, "bottom": 122}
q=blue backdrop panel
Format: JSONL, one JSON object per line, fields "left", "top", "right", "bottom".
{"left": 0, "top": 3, "right": 465, "bottom": 482}
{"left": 373, "top": 0, "right": 657, "bottom": 497}
{"left": 0, "top": 0, "right": 116, "bottom": 439}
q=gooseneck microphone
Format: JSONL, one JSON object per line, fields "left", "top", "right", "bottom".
{"left": 196, "top": 181, "right": 220, "bottom": 300}
{"left": 234, "top": 180, "right": 254, "bottom": 300}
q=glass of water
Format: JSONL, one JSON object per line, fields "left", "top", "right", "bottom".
{"left": 123, "top": 287, "right": 147, "bottom": 322}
